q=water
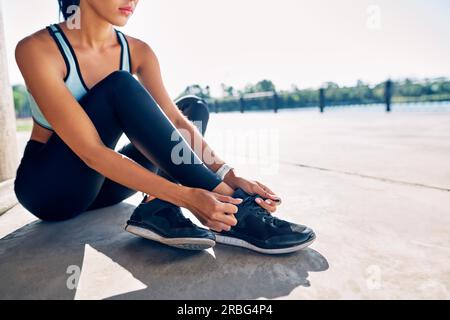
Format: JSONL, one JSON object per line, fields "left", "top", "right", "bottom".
{"left": 276, "top": 101, "right": 450, "bottom": 113}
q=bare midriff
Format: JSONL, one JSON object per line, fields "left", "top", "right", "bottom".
{"left": 29, "top": 120, "right": 54, "bottom": 144}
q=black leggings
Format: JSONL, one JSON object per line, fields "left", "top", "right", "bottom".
{"left": 14, "top": 71, "right": 223, "bottom": 222}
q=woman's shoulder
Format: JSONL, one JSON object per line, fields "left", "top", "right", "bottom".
{"left": 15, "top": 25, "right": 66, "bottom": 79}
{"left": 17, "top": 26, "right": 54, "bottom": 48}
{"left": 123, "top": 34, "right": 155, "bottom": 54}
{"left": 16, "top": 26, "right": 57, "bottom": 59}
{"left": 122, "top": 34, "right": 159, "bottom": 72}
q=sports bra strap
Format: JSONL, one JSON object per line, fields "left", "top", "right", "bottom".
{"left": 47, "top": 24, "right": 78, "bottom": 81}
{"left": 47, "top": 24, "right": 132, "bottom": 75}
{"left": 115, "top": 30, "right": 132, "bottom": 73}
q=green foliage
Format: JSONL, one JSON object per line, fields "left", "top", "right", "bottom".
{"left": 13, "top": 84, "right": 30, "bottom": 116}
{"left": 220, "top": 83, "right": 237, "bottom": 97}
{"left": 239, "top": 79, "right": 276, "bottom": 95}
{"left": 203, "top": 77, "right": 450, "bottom": 112}
{"left": 14, "top": 77, "right": 450, "bottom": 118}
{"left": 176, "top": 84, "right": 211, "bottom": 101}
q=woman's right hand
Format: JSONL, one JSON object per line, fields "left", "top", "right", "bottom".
{"left": 184, "top": 188, "right": 242, "bottom": 232}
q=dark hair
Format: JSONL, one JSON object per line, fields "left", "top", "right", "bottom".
{"left": 58, "top": 0, "right": 80, "bottom": 20}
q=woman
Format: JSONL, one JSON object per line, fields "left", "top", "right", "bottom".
{"left": 13, "top": 0, "right": 315, "bottom": 254}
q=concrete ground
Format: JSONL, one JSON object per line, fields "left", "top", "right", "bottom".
{"left": 1, "top": 107, "right": 449, "bottom": 299}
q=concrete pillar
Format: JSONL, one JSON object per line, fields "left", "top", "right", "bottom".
{"left": 239, "top": 96, "right": 245, "bottom": 113}
{"left": 214, "top": 100, "right": 219, "bottom": 114}
{"left": 0, "top": 1, "right": 19, "bottom": 182}
{"left": 385, "top": 79, "right": 393, "bottom": 112}
{"left": 319, "top": 88, "right": 325, "bottom": 113}
{"left": 273, "top": 91, "right": 279, "bottom": 113}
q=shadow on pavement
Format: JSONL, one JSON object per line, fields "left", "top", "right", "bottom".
{"left": 0, "top": 202, "right": 329, "bottom": 300}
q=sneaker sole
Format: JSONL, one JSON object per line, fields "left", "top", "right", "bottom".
{"left": 125, "top": 224, "right": 215, "bottom": 251}
{"left": 214, "top": 233, "right": 316, "bottom": 255}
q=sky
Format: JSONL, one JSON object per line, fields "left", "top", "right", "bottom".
{"left": 2, "top": 0, "right": 450, "bottom": 98}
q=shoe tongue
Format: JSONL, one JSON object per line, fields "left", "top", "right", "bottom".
{"left": 140, "top": 198, "right": 172, "bottom": 215}
{"left": 146, "top": 201, "right": 192, "bottom": 227}
{"left": 232, "top": 188, "right": 260, "bottom": 221}
{"left": 232, "top": 188, "right": 251, "bottom": 200}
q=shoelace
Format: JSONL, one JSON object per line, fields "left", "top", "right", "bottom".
{"left": 240, "top": 195, "right": 287, "bottom": 227}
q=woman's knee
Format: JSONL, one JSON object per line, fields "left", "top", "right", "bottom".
{"left": 176, "top": 95, "right": 210, "bottom": 116}
{"left": 90, "top": 70, "right": 139, "bottom": 98}
{"left": 107, "top": 70, "right": 135, "bottom": 81}
{"left": 84, "top": 70, "right": 151, "bottom": 117}
{"left": 176, "top": 95, "right": 210, "bottom": 134}
{"left": 102, "top": 70, "right": 137, "bottom": 89}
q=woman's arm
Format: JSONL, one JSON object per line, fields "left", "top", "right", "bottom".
{"left": 16, "top": 32, "right": 240, "bottom": 231}
{"left": 133, "top": 40, "right": 227, "bottom": 174}
{"left": 15, "top": 35, "right": 194, "bottom": 208}
{"left": 131, "top": 39, "right": 282, "bottom": 212}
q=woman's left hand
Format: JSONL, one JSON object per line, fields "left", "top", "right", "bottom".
{"left": 224, "top": 171, "right": 281, "bottom": 213}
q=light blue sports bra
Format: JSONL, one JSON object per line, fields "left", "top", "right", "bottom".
{"left": 28, "top": 23, "right": 132, "bottom": 131}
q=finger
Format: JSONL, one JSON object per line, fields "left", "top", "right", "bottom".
{"left": 217, "top": 202, "right": 239, "bottom": 215}
{"left": 214, "top": 193, "right": 243, "bottom": 205}
{"left": 196, "top": 215, "right": 208, "bottom": 226}
{"left": 216, "top": 212, "right": 238, "bottom": 227}
{"left": 208, "top": 221, "right": 232, "bottom": 232}
{"left": 255, "top": 197, "right": 277, "bottom": 213}
{"left": 257, "top": 199, "right": 277, "bottom": 213}
{"left": 255, "top": 181, "right": 275, "bottom": 195}
{"left": 255, "top": 182, "right": 282, "bottom": 204}
{"left": 254, "top": 185, "right": 273, "bottom": 200}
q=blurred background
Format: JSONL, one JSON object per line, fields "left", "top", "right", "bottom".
{"left": 3, "top": 0, "right": 450, "bottom": 116}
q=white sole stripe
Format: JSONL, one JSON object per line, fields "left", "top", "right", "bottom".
{"left": 215, "top": 234, "right": 315, "bottom": 254}
{"left": 125, "top": 224, "right": 215, "bottom": 250}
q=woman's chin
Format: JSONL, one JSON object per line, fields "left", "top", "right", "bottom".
{"left": 110, "top": 17, "right": 131, "bottom": 27}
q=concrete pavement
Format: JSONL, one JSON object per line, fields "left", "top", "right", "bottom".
{"left": 1, "top": 108, "right": 449, "bottom": 299}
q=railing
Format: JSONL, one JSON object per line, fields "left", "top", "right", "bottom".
{"left": 208, "top": 78, "right": 450, "bottom": 113}
{"left": 14, "top": 78, "right": 450, "bottom": 118}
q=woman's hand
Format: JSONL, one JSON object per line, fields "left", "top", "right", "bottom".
{"left": 223, "top": 170, "right": 281, "bottom": 214}
{"left": 183, "top": 188, "right": 243, "bottom": 232}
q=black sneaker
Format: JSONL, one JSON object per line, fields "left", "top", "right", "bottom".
{"left": 214, "top": 188, "right": 316, "bottom": 254}
{"left": 125, "top": 196, "right": 216, "bottom": 250}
